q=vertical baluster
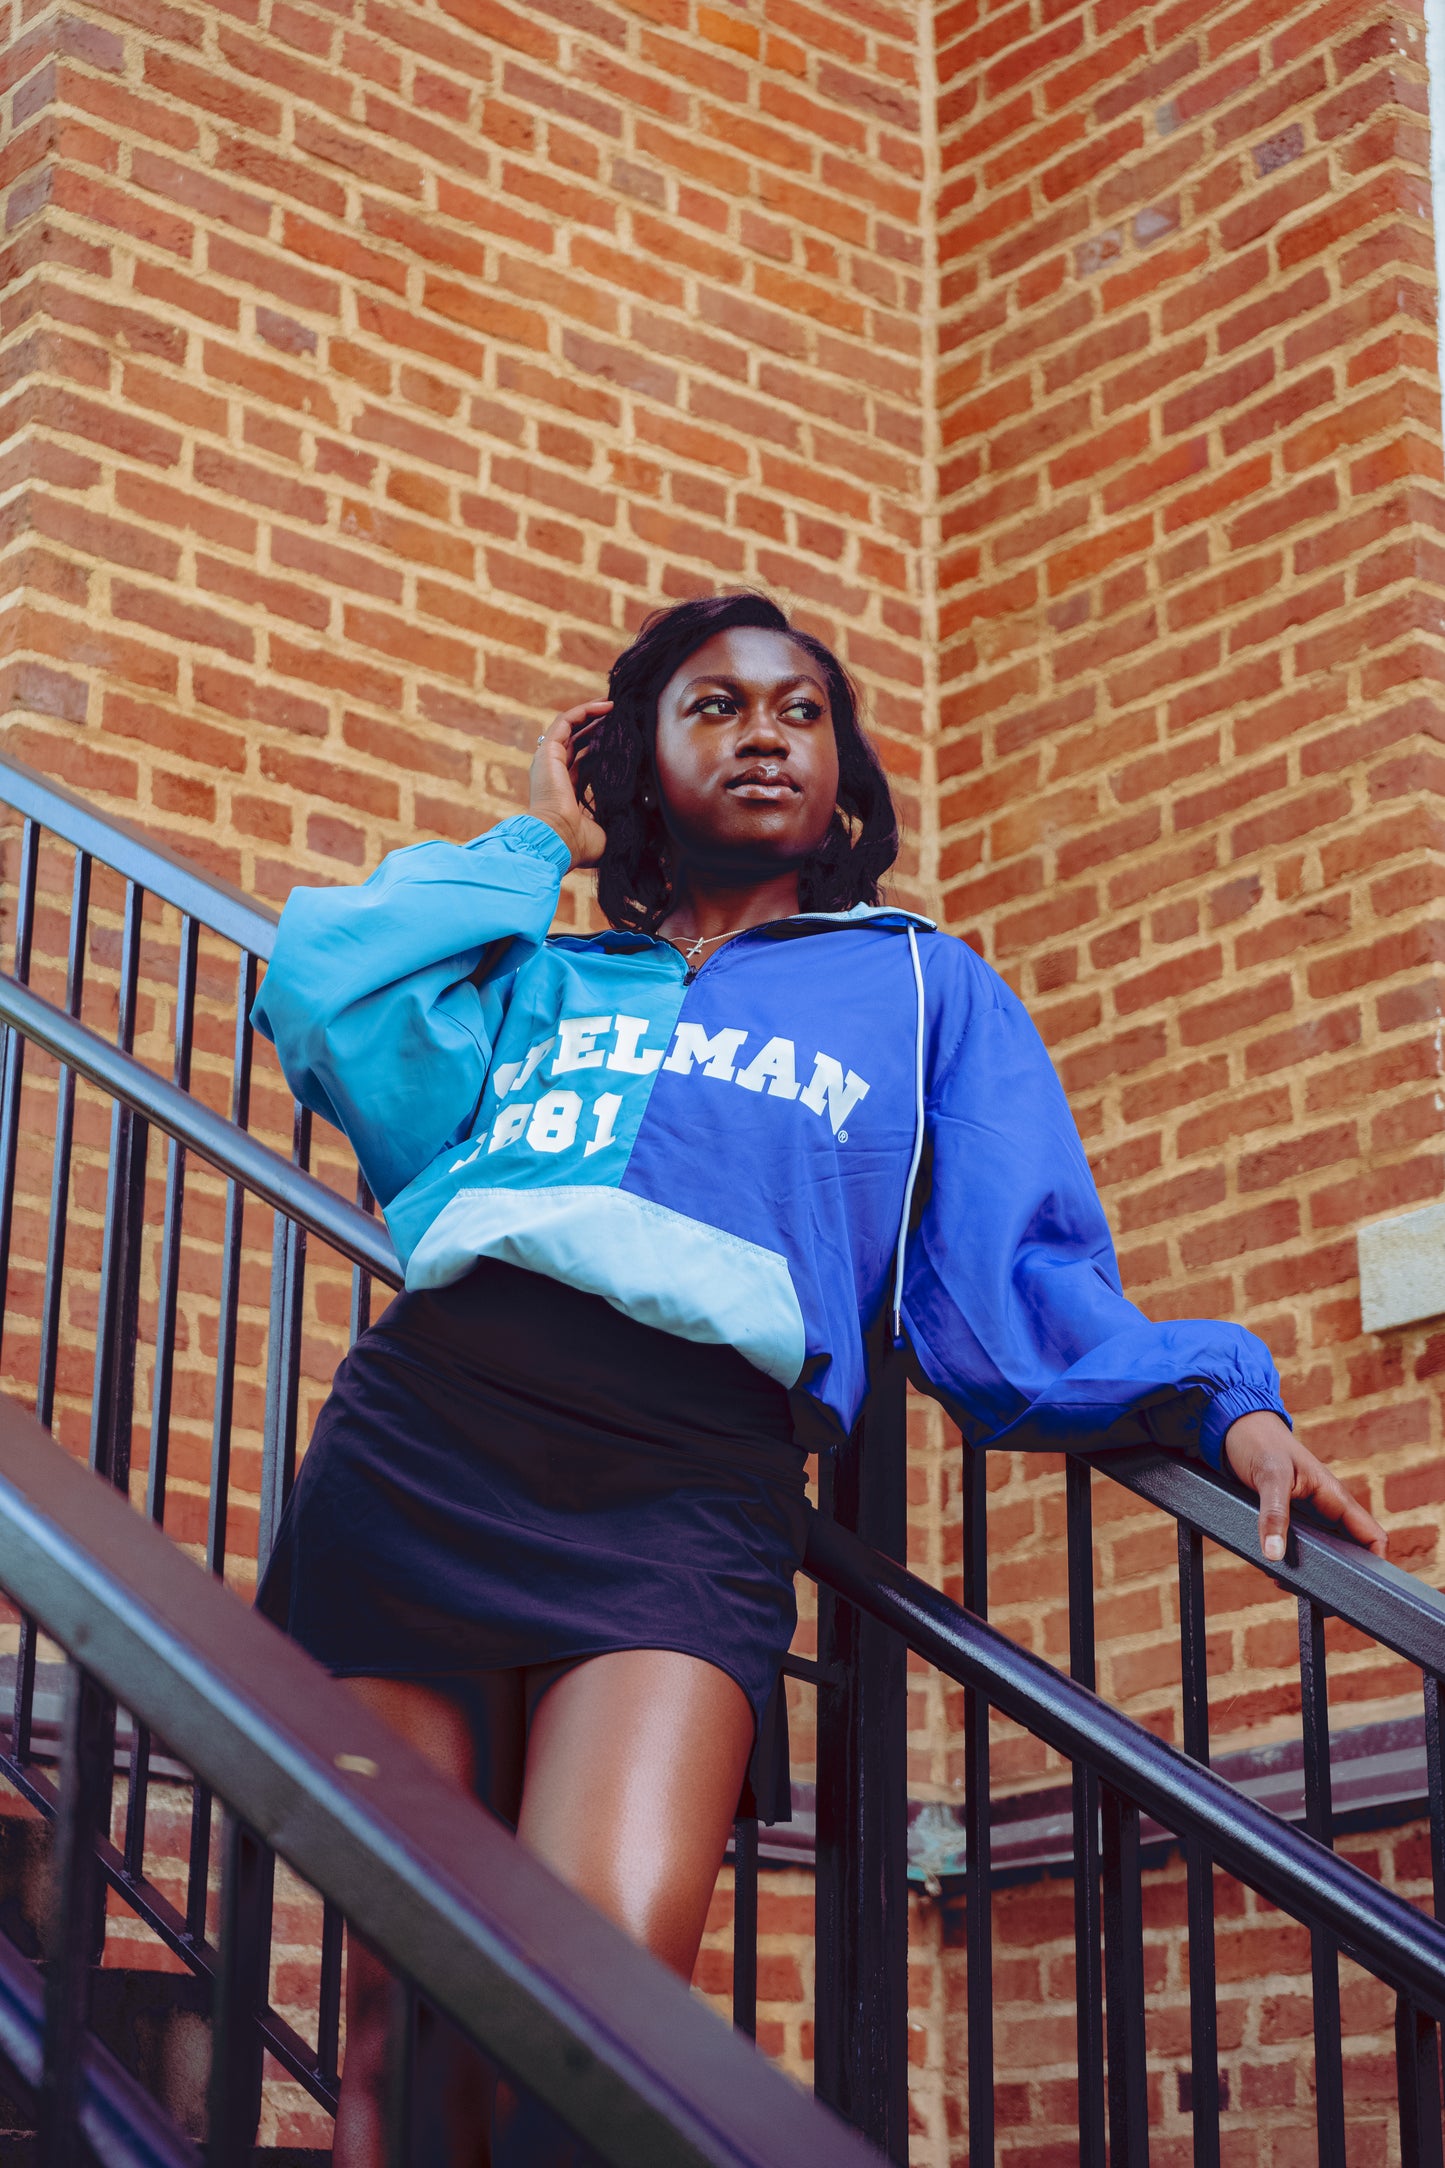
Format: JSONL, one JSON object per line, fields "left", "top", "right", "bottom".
{"left": 10, "top": 823, "right": 64, "bottom": 1760}
{"left": 206, "top": 1815, "right": 271, "bottom": 2166}
{"left": 1396, "top": 1994, "right": 1445, "bottom": 2168}
{"left": 207, "top": 951, "right": 258, "bottom": 1580}
{"left": 36, "top": 850, "right": 91, "bottom": 1428}
{"left": 145, "top": 913, "right": 200, "bottom": 1529}
{"left": 351, "top": 1172, "right": 375, "bottom": 1344}
{"left": 1067, "top": 1457, "right": 1106, "bottom": 2168}
{"left": 89, "top": 878, "right": 148, "bottom": 1493}
{"left": 340, "top": 1132, "right": 372, "bottom": 2129}
{"left": 1425, "top": 1672, "right": 1445, "bottom": 2129}
{"left": 36, "top": 1667, "right": 110, "bottom": 2168}
{"left": 258, "top": 1105, "right": 311, "bottom": 1577}
{"left": 385, "top": 1978, "right": 417, "bottom": 2168}
{"left": 248, "top": 1109, "right": 296, "bottom": 2132}
{"left": 186, "top": 1786, "right": 213, "bottom": 1949}
{"left": 1426, "top": 1674, "right": 1445, "bottom": 1922}
{"left": 0, "top": 815, "right": 40, "bottom": 1369}
{"left": 1178, "top": 1525, "right": 1219, "bottom": 2168}
{"left": 10, "top": 1612, "right": 36, "bottom": 1767}
{"left": 85, "top": 881, "right": 146, "bottom": 1944}
{"left": 1297, "top": 1597, "right": 1345, "bottom": 2157}
{"left": 732, "top": 1816, "right": 759, "bottom": 2038}
{"left": 317, "top": 1897, "right": 344, "bottom": 2091}
{"left": 962, "top": 1437, "right": 993, "bottom": 2168}
{"left": 1101, "top": 1786, "right": 1149, "bottom": 2168}
{"left": 813, "top": 1341, "right": 909, "bottom": 2163}
{"left": 122, "top": 1729, "right": 151, "bottom": 1889}
{"left": 189, "top": 959, "right": 256, "bottom": 1951}
{"left": 126, "top": 916, "right": 200, "bottom": 1881}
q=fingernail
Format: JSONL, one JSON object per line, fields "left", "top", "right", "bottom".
{"left": 1264, "top": 1534, "right": 1285, "bottom": 1561}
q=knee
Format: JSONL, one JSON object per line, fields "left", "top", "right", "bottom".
{"left": 557, "top": 1857, "right": 707, "bottom": 1979}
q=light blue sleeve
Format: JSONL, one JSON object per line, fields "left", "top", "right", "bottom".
{"left": 251, "top": 815, "right": 573, "bottom": 1207}
{"left": 901, "top": 962, "right": 1288, "bottom": 1470}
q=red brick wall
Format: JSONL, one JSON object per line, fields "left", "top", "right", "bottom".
{"left": 920, "top": 1, "right": 1445, "bottom": 2146}
{"left": 0, "top": 0, "right": 932, "bottom": 906}
{"left": 933, "top": 0, "right": 1445, "bottom": 1723}
{"left": 926, "top": 1820, "right": 1438, "bottom": 2164}
{"left": 1, "top": 0, "right": 1443, "bottom": 2155}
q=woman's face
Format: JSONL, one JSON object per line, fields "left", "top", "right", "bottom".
{"left": 652, "top": 627, "right": 841, "bottom": 878}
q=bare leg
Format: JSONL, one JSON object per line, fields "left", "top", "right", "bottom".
{"left": 489, "top": 1651, "right": 756, "bottom": 2166}
{"left": 519, "top": 1649, "right": 755, "bottom": 1976}
{"left": 331, "top": 1674, "right": 525, "bottom": 2168}
{"left": 332, "top": 1655, "right": 754, "bottom": 2166}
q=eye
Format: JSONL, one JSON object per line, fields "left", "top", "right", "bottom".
{"left": 783, "top": 699, "right": 822, "bottom": 723}
{"left": 694, "top": 693, "right": 736, "bottom": 717}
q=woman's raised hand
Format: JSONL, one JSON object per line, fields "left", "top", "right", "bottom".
{"left": 528, "top": 701, "right": 612, "bottom": 870}
{"left": 1224, "top": 1408, "right": 1387, "bottom": 1563}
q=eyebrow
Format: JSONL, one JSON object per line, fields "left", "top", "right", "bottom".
{"left": 678, "top": 672, "right": 827, "bottom": 698}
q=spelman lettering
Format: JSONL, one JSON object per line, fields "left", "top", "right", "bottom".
{"left": 452, "top": 1013, "right": 869, "bottom": 1172}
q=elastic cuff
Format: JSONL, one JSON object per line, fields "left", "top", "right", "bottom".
{"left": 1199, "top": 1386, "right": 1291, "bottom": 1472}
{"left": 478, "top": 813, "right": 574, "bottom": 875}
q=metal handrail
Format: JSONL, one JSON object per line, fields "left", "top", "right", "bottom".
{"left": 1100, "top": 1446, "right": 1445, "bottom": 1671}
{"left": 0, "top": 1388, "right": 881, "bottom": 2168}
{"left": 804, "top": 1513, "right": 1445, "bottom": 2021}
{"left": 0, "top": 752, "right": 278, "bottom": 959}
{"left": 0, "top": 970, "right": 399, "bottom": 1286}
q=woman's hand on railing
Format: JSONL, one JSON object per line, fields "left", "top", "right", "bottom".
{"left": 1224, "top": 1409, "right": 1387, "bottom": 1564}
{"left": 529, "top": 700, "right": 612, "bottom": 869}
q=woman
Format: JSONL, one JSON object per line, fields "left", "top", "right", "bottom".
{"left": 254, "top": 591, "right": 1385, "bottom": 2163}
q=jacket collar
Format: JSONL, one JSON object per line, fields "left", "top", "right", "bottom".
{"left": 550, "top": 903, "right": 935, "bottom": 953}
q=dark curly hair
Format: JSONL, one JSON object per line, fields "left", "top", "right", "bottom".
{"left": 583, "top": 592, "right": 899, "bottom": 934}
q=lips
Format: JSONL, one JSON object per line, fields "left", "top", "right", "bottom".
{"left": 726, "top": 766, "right": 800, "bottom": 797}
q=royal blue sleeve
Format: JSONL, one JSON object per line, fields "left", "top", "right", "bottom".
{"left": 251, "top": 815, "right": 572, "bottom": 1207}
{"left": 900, "top": 953, "right": 1288, "bottom": 1469}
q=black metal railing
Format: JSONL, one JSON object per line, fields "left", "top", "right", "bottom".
{"left": 0, "top": 1379, "right": 886, "bottom": 2167}
{"left": 2, "top": 749, "right": 1445, "bottom": 2164}
{"left": 1078, "top": 1448, "right": 1445, "bottom": 2168}
{"left": 805, "top": 1435, "right": 1445, "bottom": 2167}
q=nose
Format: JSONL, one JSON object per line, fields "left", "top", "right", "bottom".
{"left": 736, "top": 702, "right": 789, "bottom": 756}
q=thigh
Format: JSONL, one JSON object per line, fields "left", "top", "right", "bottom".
{"left": 516, "top": 1651, "right": 755, "bottom": 1979}
{"left": 337, "top": 1676, "right": 525, "bottom": 2033}
{"left": 339, "top": 1671, "right": 528, "bottom": 1824}
{"left": 341, "top": 1673, "right": 480, "bottom": 1782}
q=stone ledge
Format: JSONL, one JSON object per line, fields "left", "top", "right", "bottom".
{"left": 1358, "top": 1202, "right": 1445, "bottom": 1333}
{"left": 740, "top": 1714, "right": 1433, "bottom": 1892}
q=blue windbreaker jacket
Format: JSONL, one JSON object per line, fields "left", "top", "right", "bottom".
{"left": 252, "top": 814, "right": 1288, "bottom": 1470}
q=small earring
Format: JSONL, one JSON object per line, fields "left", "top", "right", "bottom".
{"left": 641, "top": 789, "right": 654, "bottom": 807}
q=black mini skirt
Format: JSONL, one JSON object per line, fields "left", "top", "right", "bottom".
{"left": 256, "top": 1258, "right": 809, "bottom": 1821}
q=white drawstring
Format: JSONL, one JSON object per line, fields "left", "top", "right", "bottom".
{"left": 892, "top": 924, "right": 926, "bottom": 1345}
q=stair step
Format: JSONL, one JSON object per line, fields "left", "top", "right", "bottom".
{"left": 0, "top": 1953, "right": 333, "bottom": 2155}
{"left": 0, "top": 1823, "right": 333, "bottom": 2158}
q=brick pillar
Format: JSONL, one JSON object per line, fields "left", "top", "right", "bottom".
{"left": 935, "top": 0, "right": 1445, "bottom": 1641}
